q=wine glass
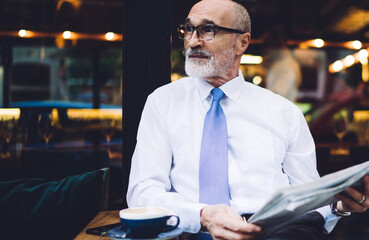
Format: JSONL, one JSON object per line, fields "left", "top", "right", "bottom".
{"left": 364, "top": 119, "right": 369, "bottom": 146}
{"left": 332, "top": 111, "right": 349, "bottom": 154}
{"left": 100, "top": 119, "right": 117, "bottom": 158}
{"left": 37, "top": 112, "right": 55, "bottom": 146}
{"left": 101, "top": 119, "right": 116, "bottom": 144}
{"left": 0, "top": 117, "right": 16, "bottom": 156}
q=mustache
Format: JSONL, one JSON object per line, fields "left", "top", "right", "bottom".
{"left": 185, "top": 48, "right": 212, "bottom": 58}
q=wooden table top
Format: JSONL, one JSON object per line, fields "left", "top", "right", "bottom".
{"left": 74, "top": 210, "right": 120, "bottom": 240}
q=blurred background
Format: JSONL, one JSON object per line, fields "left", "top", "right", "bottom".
{"left": 0, "top": 0, "right": 369, "bottom": 239}
{"left": 0, "top": 0, "right": 124, "bottom": 211}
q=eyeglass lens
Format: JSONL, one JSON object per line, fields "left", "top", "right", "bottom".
{"left": 178, "top": 25, "right": 216, "bottom": 41}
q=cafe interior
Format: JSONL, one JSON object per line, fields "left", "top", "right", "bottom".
{"left": 0, "top": 0, "right": 369, "bottom": 239}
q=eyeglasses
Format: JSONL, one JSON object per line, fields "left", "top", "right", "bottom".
{"left": 177, "top": 24, "right": 245, "bottom": 41}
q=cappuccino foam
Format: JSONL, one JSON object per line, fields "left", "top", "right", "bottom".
{"left": 120, "top": 207, "right": 167, "bottom": 220}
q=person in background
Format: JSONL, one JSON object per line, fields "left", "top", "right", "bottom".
{"left": 127, "top": 0, "right": 369, "bottom": 239}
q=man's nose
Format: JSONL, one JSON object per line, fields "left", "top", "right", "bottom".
{"left": 186, "top": 30, "right": 204, "bottom": 48}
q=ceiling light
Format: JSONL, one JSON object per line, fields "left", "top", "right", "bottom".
{"left": 105, "top": 32, "right": 115, "bottom": 41}
{"left": 351, "top": 40, "right": 362, "bottom": 50}
{"left": 358, "top": 49, "right": 369, "bottom": 64}
{"left": 63, "top": 31, "right": 72, "bottom": 39}
{"left": 18, "top": 29, "right": 27, "bottom": 37}
{"left": 343, "top": 55, "right": 355, "bottom": 67}
{"left": 359, "top": 49, "right": 369, "bottom": 59}
{"left": 360, "top": 58, "right": 368, "bottom": 65}
{"left": 331, "top": 61, "right": 344, "bottom": 73}
{"left": 313, "top": 39, "right": 324, "bottom": 48}
{"left": 240, "top": 54, "right": 263, "bottom": 64}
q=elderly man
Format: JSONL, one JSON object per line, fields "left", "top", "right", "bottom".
{"left": 127, "top": 0, "right": 369, "bottom": 239}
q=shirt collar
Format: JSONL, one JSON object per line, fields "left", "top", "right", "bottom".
{"left": 195, "top": 69, "right": 245, "bottom": 102}
{"left": 219, "top": 70, "right": 245, "bottom": 102}
{"left": 195, "top": 77, "right": 214, "bottom": 102}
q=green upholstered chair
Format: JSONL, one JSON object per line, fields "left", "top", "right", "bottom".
{"left": 0, "top": 168, "right": 110, "bottom": 240}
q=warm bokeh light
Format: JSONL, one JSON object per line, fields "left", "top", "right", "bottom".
{"left": 66, "top": 109, "right": 122, "bottom": 124}
{"left": 352, "top": 40, "right": 362, "bottom": 50}
{"left": 313, "top": 39, "right": 324, "bottom": 48}
{"left": 362, "top": 62, "right": 369, "bottom": 82}
{"left": 0, "top": 108, "right": 21, "bottom": 120}
{"left": 240, "top": 54, "right": 263, "bottom": 64}
{"left": 252, "top": 76, "right": 262, "bottom": 85}
{"left": 360, "top": 57, "right": 368, "bottom": 65}
{"left": 331, "top": 61, "right": 344, "bottom": 72}
{"left": 343, "top": 55, "right": 355, "bottom": 67}
{"left": 359, "top": 49, "right": 369, "bottom": 59}
{"left": 63, "top": 31, "right": 72, "bottom": 39}
{"left": 171, "top": 73, "right": 181, "bottom": 82}
{"left": 329, "top": 48, "right": 369, "bottom": 73}
{"left": 359, "top": 49, "right": 369, "bottom": 65}
{"left": 105, "top": 32, "right": 115, "bottom": 41}
{"left": 18, "top": 29, "right": 27, "bottom": 37}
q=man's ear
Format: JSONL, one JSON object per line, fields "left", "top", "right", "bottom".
{"left": 235, "top": 32, "right": 250, "bottom": 56}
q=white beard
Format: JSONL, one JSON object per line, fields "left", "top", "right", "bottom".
{"left": 185, "top": 47, "right": 235, "bottom": 79}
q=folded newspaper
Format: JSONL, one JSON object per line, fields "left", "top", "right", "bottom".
{"left": 248, "top": 160, "right": 369, "bottom": 228}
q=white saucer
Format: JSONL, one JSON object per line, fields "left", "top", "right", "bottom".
{"left": 107, "top": 227, "right": 183, "bottom": 240}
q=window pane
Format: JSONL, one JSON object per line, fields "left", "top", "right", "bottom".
{"left": 0, "top": 0, "right": 123, "bottom": 210}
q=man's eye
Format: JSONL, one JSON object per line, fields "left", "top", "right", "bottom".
{"left": 202, "top": 26, "right": 215, "bottom": 33}
{"left": 185, "top": 25, "right": 194, "bottom": 32}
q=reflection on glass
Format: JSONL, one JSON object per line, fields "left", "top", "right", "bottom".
{"left": 365, "top": 122, "right": 369, "bottom": 145}
{"left": 101, "top": 119, "right": 116, "bottom": 144}
{"left": 0, "top": 117, "right": 16, "bottom": 156}
{"left": 37, "top": 113, "right": 55, "bottom": 145}
{"left": 332, "top": 110, "right": 349, "bottom": 154}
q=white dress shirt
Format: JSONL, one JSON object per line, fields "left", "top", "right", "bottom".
{"left": 127, "top": 71, "right": 339, "bottom": 233}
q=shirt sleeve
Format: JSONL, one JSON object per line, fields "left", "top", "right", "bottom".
{"left": 283, "top": 107, "right": 339, "bottom": 233}
{"left": 126, "top": 93, "right": 205, "bottom": 233}
{"left": 283, "top": 108, "right": 319, "bottom": 184}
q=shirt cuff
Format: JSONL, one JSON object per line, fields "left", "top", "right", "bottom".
{"left": 315, "top": 205, "right": 341, "bottom": 233}
{"left": 174, "top": 201, "right": 207, "bottom": 233}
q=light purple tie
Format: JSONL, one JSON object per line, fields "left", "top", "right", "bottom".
{"left": 199, "top": 88, "right": 230, "bottom": 205}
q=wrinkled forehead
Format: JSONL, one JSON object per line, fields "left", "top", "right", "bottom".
{"left": 185, "top": 0, "right": 236, "bottom": 27}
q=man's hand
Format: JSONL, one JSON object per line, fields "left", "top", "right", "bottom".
{"left": 200, "top": 205, "right": 263, "bottom": 240}
{"left": 336, "top": 174, "right": 369, "bottom": 213}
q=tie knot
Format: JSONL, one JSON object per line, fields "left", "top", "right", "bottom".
{"left": 212, "top": 88, "right": 224, "bottom": 102}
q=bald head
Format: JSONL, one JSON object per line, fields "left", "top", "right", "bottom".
{"left": 190, "top": 0, "right": 251, "bottom": 34}
{"left": 230, "top": 0, "right": 251, "bottom": 33}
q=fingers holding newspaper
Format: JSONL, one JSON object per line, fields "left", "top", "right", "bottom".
{"left": 200, "top": 205, "right": 263, "bottom": 240}
{"left": 336, "top": 174, "right": 369, "bottom": 213}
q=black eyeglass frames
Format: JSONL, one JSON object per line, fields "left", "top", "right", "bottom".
{"left": 177, "top": 24, "right": 245, "bottom": 41}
